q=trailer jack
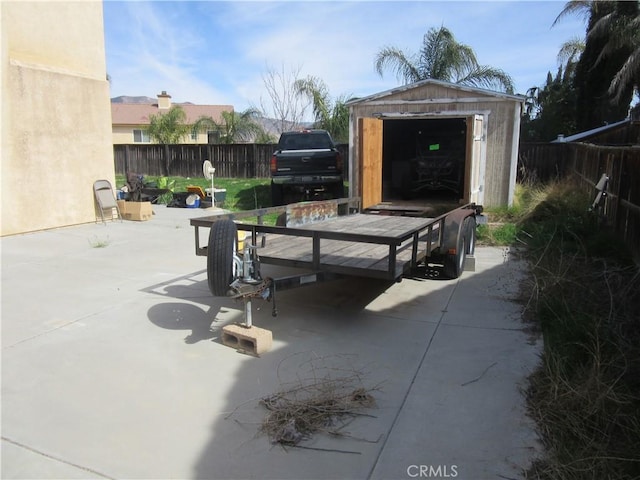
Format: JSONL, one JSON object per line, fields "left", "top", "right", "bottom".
{"left": 228, "top": 237, "right": 342, "bottom": 327}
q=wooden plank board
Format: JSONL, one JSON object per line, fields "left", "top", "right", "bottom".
{"left": 260, "top": 234, "right": 310, "bottom": 259}
{"left": 257, "top": 234, "right": 424, "bottom": 279}
{"left": 359, "top": 117, "right": 383, "bottom": 209}
{"left": 296, "top": 214, "right": 434, "bottom": 242}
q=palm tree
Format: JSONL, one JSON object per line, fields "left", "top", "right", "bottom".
{"left": 193, "top": 108, "right": 265, "bottom": 144}
{"left": 294, "top": 76, "right": 351, "bottom": 142}
{"left": 374, "top": 26, "right": 514, "bottom": 93}
{"left": 146, "top": 106, "right": 190, "bottom": 175}
{"left": 587, "top": 1, "right": 639, "bottom": 103}
{"left": 554, "top": 0, "right": 637, "bottom": 129}
{"left": 146, "top": 105, "right": 190, "bottom": 144}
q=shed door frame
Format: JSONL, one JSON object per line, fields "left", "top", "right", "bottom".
{"left": 357, "top": 112, "right": 488, "bottom": 206}
{"left": 465, "top": 114, "right": 487, "bottom": 205}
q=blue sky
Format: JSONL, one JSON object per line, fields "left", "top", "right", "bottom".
{"left": 103, "top": 1, "right": 586, "bottom": 118}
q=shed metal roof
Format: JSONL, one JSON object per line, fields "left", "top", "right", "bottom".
{"left": 346, "top": 78, "right": 525, "bottom": 106}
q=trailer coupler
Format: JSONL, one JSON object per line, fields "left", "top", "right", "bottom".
{"left": 229, "top": 277, "right": 274, "bottom": 326}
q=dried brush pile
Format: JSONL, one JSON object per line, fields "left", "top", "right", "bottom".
{"left": 259, "top": 374, "right": 377, "bottom": 447}
{"left": 227, "top": 354, "right": 381, "bottom": 449}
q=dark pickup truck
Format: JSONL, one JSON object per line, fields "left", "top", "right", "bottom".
{"left": 270, "top": 129, "right": 344, "bottom": 205}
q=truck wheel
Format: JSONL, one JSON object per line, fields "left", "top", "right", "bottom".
{"left": 207, "top": 219, "right": 237, "bottom": 296}
{"left": 271, "top": 182, "right": 284, "bottom": 206}
{"left": 443, "top": 230, "right": 467, "bottom": 279}
{"left": 464, "top": 217, "right": 476, "bottom": 255}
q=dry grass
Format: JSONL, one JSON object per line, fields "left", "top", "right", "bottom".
{"left": 478, "top": 182, "right": 555, "bottom": 246}
{"left": 518, "top": 180, "right": 640, "bottom": 479}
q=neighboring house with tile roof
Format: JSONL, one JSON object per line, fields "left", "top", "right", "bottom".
{"left": 111, "top": 91, "right": 233, "bottom": 144}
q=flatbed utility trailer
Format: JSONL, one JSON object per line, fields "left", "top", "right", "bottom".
{"left": 190, "top": 198, "right": 483, "bottom": 325}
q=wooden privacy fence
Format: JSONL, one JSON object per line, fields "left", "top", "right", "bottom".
{"left": 113, "top": 143, "right": 350, "bottom": 179}
{"left": 566, "top": 143, "right": 640, "bottom": 259}
{"left": 520, "top": 141, "right": 639, "bottom": 259}
{"left": 115, "top": 141, "right": 637, "bottom": 257}
{"left": 517, "top": 142, "right": 569, "bottom": 183}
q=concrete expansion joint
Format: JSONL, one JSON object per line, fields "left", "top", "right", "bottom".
{"left": 2, "top": 436, "right": 114, "bottom": 479}
{"left": 445, "top": 323, "right": 529, "bottom": 332}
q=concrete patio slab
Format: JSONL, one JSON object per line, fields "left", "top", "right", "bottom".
{"left": 1, "top": 205, "right": 541, "bottom": 480}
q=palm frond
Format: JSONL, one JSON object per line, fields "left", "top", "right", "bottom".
{"left": 587, "top": 2, "right": 640, "bottom": 102}
{"left": 374, "top": 46, "right": 420, "bottom": 84}
{"left": 557, "top": 37, "right": 585, "bottom": 66}
{"left": 457, "top": 66, "right": 515, "bottom": 94}
{"left": 375, "top": 24, "right": 514, "bottom": 92}
{"left": 608, "top": 48, "right": 640, "bottom": 102}
{"left": 552, "top": 0, "right": 596, "bottom": 27}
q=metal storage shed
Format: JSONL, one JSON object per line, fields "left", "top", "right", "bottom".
{"left": 346, "top": 79, "right": 525, "bottom": 209}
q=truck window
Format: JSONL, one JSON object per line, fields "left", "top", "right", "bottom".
{"left": 281, "top": 132, "right": 333, "bottom": 150}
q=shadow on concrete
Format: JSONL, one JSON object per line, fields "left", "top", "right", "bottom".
{"left": 183, "top": 250, "right": 540, "bottom": 480}
{"left": 143, "top": 267, "right": 395, "bottom": 346}
{"left": 133, "top": 248, "right": 539, "bottom": 479}
{"left": 147, "top": 303, "right": 218, "bottom": 344}
{"left": 142, "top": 269, "right": 243, "bottom": 345}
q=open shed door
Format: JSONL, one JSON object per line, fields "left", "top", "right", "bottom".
{"left": 465, "top": 114, "right": 487, "bottom": 204}
{"left": 359, "top": 117, "right": 383, "bottom": 209}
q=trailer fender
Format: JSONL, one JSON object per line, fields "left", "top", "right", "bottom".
{"left": 441, "top": 209, "right": 474, "bottom": 254}
{"left": 440, "top": 209, "right": 475, "bottom": 279}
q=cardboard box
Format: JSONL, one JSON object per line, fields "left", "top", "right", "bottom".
{"left": 122, "top": 201, "right": 153, "bottom": 221}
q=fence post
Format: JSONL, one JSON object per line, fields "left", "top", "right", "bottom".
{"left": 124, "top": 145, "right": 130, "bottom": 174}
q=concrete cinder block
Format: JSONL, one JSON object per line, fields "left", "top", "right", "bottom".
{"left": 222, "top": 324, "right": 273, "bottom": 355}
{"left": 464, "top": 254, "right": 476, "bottom": 272}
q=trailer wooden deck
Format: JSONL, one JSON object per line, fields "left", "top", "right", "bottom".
{"left": 192, "top": 206, "right": 446, "bottom": 281}
{"left": 251, "top": 214, "right": 441, "bottom": 280}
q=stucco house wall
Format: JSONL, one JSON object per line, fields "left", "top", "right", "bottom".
{"left": 1, "top": 1, "right": 114, "bottom": 236}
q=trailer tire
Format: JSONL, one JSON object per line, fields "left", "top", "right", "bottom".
{"left": 207, "top": 219, "right": 237, "bottom": 297}
{"left": 464, "top": 217, "right": 476, "bottom": 255}
{"left": 443, "top": 229, "right": 467, "bottom": 279}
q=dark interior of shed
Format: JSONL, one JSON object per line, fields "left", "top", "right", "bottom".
{"left": 381, "top": 118, "right": 467, "bottom": 211}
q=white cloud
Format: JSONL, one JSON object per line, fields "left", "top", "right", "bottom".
{"left": 104, "top": 1, "right": 587, "bottom": 112}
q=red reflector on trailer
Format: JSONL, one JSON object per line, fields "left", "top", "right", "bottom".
{"left": 448, "top": 248, "right": 457, "bottom": 255}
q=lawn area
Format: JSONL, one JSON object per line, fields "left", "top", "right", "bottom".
{"left": 115, "top": 174, "right": 272, "bottom": 211}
